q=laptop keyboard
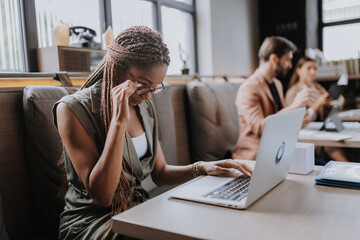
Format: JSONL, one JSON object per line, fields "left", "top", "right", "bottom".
{"left": 203, "top": 175, "right": 251, "bottom": 202}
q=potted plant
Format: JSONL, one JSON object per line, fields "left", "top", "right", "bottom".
{"left": 179, "top": 44, "right": 189, "bottom": 75}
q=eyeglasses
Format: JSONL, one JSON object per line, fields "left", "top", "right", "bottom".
{"left": 126, "top": 67, "right": 164, "bottom": 95}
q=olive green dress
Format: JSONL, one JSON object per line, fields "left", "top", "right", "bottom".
{"left": 53, "top": 79, "right": 158, "bottom": 240}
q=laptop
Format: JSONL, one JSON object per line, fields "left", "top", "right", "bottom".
{"left": 169, "top": 107, "right": 305, "bottom": 209}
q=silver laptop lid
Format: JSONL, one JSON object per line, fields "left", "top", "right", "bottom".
{"left": 245, "top": 107, "right": 305, "bottom": 207}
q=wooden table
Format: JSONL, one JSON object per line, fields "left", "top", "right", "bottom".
{"left": 112, "top": 166, "right": 360, "bottom": 240}
{"left": 298, "top": 128, "right": 360, "bottom": 148}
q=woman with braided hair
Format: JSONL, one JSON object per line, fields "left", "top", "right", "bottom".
{"left": 54, "top": 26, "right": 252, "bottom": 239}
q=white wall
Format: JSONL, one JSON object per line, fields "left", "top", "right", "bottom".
{"left": 196, "top": 0, "right": 259, "bottom": 76}
{"left": 196, "top": 0, "right": 214, "bottom": 75}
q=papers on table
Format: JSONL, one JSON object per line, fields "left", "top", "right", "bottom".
{"left": 307, "top": 122, "right": 324, "bottom": 130}
{"left": 338, "top": 109, "right": 360, "bottom": 121}
{"left": 307, "top": 121, "right": 360, "bottom": 130}
{"left": 327, "top": 121, "right": 360, "bottom": 129}
{"left": 299, "top": 130, "right": 352, "bottom": 141}
{"left": 337, "top": 109, "right": 360, "bottom": 118}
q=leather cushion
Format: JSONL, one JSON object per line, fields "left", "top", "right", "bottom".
{"left": 0, "top": 195, "right": 9, "bottom": 240}
{"left": 186, "top": 81, "right": 241, "bottom": 162}
{"left": 143, "top": 83, "right": 178, "bottom": 195}
{"left": 151, "top": 83, "right": 177, "bottom": 165}
{"left": 23, "top": 86, "right": 77, "bottom": 235}
{"left": 170, "top": 84, "right": 192, "bottom": 166}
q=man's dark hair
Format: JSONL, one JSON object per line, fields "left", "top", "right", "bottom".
{"left": 258, "top": 36, "right": 297, "bottom": 63}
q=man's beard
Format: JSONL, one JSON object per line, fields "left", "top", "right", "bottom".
{"left": 275, "top": 62, "right": 288, "bottom": 78}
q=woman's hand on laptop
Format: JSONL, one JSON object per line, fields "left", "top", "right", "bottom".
{"left": 198, "top": 159, "right": 253, "bottom": 177}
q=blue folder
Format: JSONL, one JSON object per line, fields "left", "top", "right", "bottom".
{"left": 315, "top": 161, "right": 360, "bottom": 189}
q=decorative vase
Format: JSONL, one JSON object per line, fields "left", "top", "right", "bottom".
{"left": 54, "top": 20, "right": 69, "bottom": 46}
{"left": 102, "top": 26, "right": 114, "bottom": 50}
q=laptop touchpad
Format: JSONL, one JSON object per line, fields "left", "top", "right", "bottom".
{"left": 195, "top": 176, "right": 233, "bottom": 187}
{"left": 170, "top": 176, "right": 234, "bottom": 198}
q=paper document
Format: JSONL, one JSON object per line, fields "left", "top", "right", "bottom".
{"left": 299, "top": 130, "right": 352, "bottom": 141}
{"left": 307, "top": 122, "right": 324, "bottom": 130}
{"left": 307, "top": 121, "right": 360, "bottom": 130}
{"left": 337, "top": 73, "right": 348, "bottom": 85}
{"left": 338, "top": 110, "right": 360, "bottom": 121}
{"left": 338, "top": 109, "right": 360, "bottom": 118}
{"left": 326, "top": 121, "right": 360, "bottom": 129}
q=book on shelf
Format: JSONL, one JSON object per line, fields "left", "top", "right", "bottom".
{"left": 345, "top": 58, "right": 360, "bottom": 75}
{"left": 315, "top": 161, "right": 360, "bottom": 189}
{"left": 317, "top": 59, "right": 360, "bottom": 77}
{"left": 317, "top": 62, "right": 347, "bottom": 78}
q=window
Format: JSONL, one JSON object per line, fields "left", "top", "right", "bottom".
{"left": 321, "top": 0, "right": 360, "bottom": 60}
{"left": 0, "top": 0, "right": 24, "bottom": 72}
{"left": 35, "top": 0, "right": 101, "bottom": 48}
{"left": 110, "top": 0, "right": 196, "bottom": 75}
{"left": 323, "top": 0, "right": 360, "bottom": 23}
{"left": 323, "top": 23, "right": 360, "bottom": 60}
{"left": 0, "top": 0, "right": 196, "bottom": 74}
{"left": 161, "top": 6, "right": 195, "bottom": 75}
{"left": 111, "top": 0, "right": 155, "bottom": 36}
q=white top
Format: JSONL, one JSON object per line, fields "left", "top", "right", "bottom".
{"left": 131, "top": 132, "right": 148, "bottom": 159}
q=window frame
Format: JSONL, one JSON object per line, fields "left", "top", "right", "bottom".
{"left": 318, "top": 0, "right": 360, "bottom": 51}
{"left": 106, "top": 0, "right": 198, "bottom": 74}
{"left": 157, "top": 0, "right": 197, "bottom": 75}
{"left": 10, "top": 0, "right": 197, "bottom": 74}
